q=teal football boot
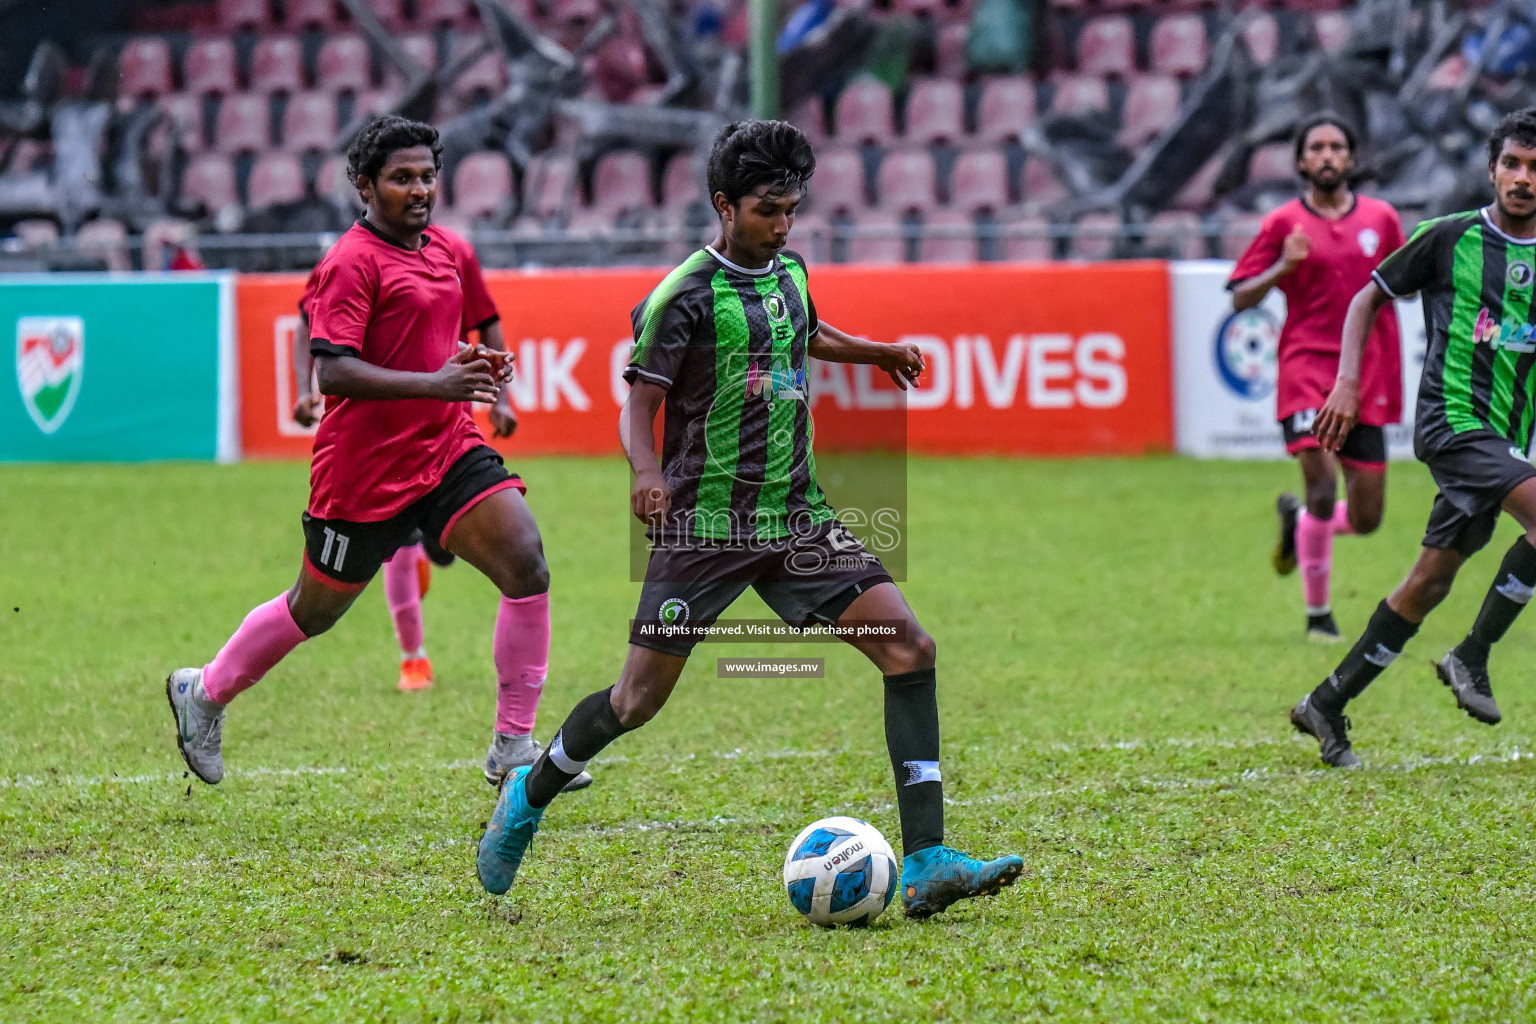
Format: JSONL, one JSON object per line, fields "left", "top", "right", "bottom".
{"left": 900, "top": 845, "right": 1024, "bottom": 919}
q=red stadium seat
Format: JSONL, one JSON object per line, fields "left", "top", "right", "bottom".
{"left": 1119, "top": 75, "right": 1181, "bottom": 149}
{"left": 1241, "top": 13, "right": 1280, "bottom": 66}
{"left": 419, "top": 0, "right": 477, "bottom": 27}
{"left": 787, "top": 211, "right": 831, "bottom": 262}
{"left": 938, "top": 23, "right": 968, "bottom": 79}
{"left": 183, "top": 38, "right": 239, "bottom": 96}
{"left": 833, "top": 78, "right": 896, "bottom": 145}
{"left": 452, "top": 151, "right": 514, "bottom": 219}
{"left": 976, "top": 76, "right": 1037, "bottom": 144}
{"left": 452, "top": 51, "right": 509, "bottom": 99}
{"left": 552, "top": 0, "right": 602, "bottom": 24}
{"left": 523, "top": 153, "right": 576, "bottom": 219}
{"left": 1022, "top": 158, "right": 1069, "bottom": 205}
{"left": 903, "top": 78, "right": 964, "bottom": 144}
{"left": 365, "top": 0, "right": 408, "bottom": 29}
{"left": 1049, "top": 75, "right": 1110, "bottom": 116}
{"left": 849, "top": 209, "right": 905, "bottom": 264}
{"left": 876, "top": 149, "right": 938, "bottom": 213}
{"left": 287, "top": 0, "right": 344, "bottom": 29}
{"left": 1248, "top": 142, "right": 1295, "bottom": 184}
{"left": 317, "top": 34, "right": 373, "bottom": 93}
{"left": 807, "top": 148, "right": 866, "bottom": 213}
{"left": 214, "top": 93, "right": 271, "bottom": 152}
{"left": 1002, "top": 213, "right": 1052, "bottom": 261}
{"left": 248, "top": 151, "right": 306, "bottom": 208}
{"left": 1150, "top": 14, "right": 1208, "bottom": 77}
{"left": 218, "top": 0, "right": 268, "bottom": 32}
{"left": 1145, "top": 210, "right": 1206, "bottom": 259}
{"left": 661, "top": 151, "right": 704, "bottom": 210}
{"left": 250, "top": 36, "right": 305, "bottom": 93}
{"left": 315, "top": 154, "right": 350, "bottom": 199}
{"left": 949, "top": 150, "right": 1008, "bottom": 213}
{"left": 76, "top": 219, "right": 132, "bottom": 271}
{"left": 119, "top": 38, "right": 174, "bottom": 100}
{"left": 385, "top": 34, "right": 438, "bottom": 88}
{"left": 919, "top": 208, "right": 976, "bottom": 263}
{"left": 12, "top": 219, "right": 59, "bottom": 249}
{"left": 1070, "top": 212, "right": 1121, "bottom": 260}
{"left": 1219, "top": 212, "right": 1266, "bottom": 260}
{"left": 159, "top": 93, "right": 206, "bottom": 151}
{"left": 788, "top": 97, "right": 828, "bottom": 150}
{"left": 1175, "top": 150, "right": 1223, "bottom": 210}
{"left": 182, "top": 152, "right": 240, "bottom": 210}
{"left": 1313, "top": 11, "right": 1351, "bottom": 55}
{"left": 282, "top": 91, "right": 337, "bottom": 151}
{"left": 590, "top": 150, "right": 654, "bottom": 214}
{"left": 350, "top": 89, "right": 398, "bottom": 122}
{"left": 1077, "top": 16, "right": 1136, "bottom": 78}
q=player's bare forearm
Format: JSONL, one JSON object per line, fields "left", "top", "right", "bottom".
{"left": 1313, "top": 281, "right": 1392, "bottom": 451}
{"left": 1230, "top": 258, "right": 1291, "bottom": 312}
{"left": 315, "top": 349, "right": 498, "bottom": 403}
{"left": 620, "top": 381, "right": 670, "bottom": 524}
{"left": 810, "top": 322, "right": 925, "bottom": 390}
{"left": 292, "top": 317, "right": 314, "bottom": 399}
{"left": 479, "top": 320, "right": 505, "bottom": 352}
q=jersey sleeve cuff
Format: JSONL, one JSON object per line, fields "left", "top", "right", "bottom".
{"left": 1370, "top": 269, "right": 1403, "bottom": 300}
{"left": 623, "top": 365, "right": 673, "bottom": 388}
{"left": 310, "top": 338, "right": 361, "bottom": 357}
{"left": 469, "top": 314, "right": 500, "bottom": 334}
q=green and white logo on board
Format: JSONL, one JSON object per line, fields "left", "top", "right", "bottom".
{"left": 16, "top": 315, "right": 84, "bottom": 435}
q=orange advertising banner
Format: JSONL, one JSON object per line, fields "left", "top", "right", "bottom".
{"left": 236, "top": 261, "right": 1172, "bottom": 460}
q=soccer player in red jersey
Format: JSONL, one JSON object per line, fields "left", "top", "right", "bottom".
{"left": 168, "top": 116, "right": 590, "bottom": 792}
{"left": 1228, "top": 114, "right": 1407, "bottom": 642}
{"left": 291, "top": 228, "right": 518, "bottom": 694}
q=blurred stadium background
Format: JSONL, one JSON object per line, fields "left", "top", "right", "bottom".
{"left": 0, "top": 0, "right": 1526, "bottom": 272}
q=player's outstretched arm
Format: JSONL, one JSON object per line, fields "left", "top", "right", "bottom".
{"left": 620, "top": 381, "right": 671, "bottom": 525}
{"left": 315, "top": 347, "right": 500, "bottom": 403}
{"left": 1314, "top": 280, "right": 1392, "bottom": 452}
{"left": 809, "top": 322, "right": 924, "bottom": 390}
{"left": 1230, "top": 225, "right": 1310, "bottom": 312}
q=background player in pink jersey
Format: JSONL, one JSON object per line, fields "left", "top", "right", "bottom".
{"left": 291, "top": 229, "right": 519, "bottom": 694}
{"left": 1228, "top": 114, "right": 1406, "bottom": 642}
{"left": 167, "top": 116, "right": 590, "bottom": 793}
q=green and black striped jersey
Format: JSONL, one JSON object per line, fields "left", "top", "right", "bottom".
{"left": 625, "top": 246, "right": 835, "bottom": 542}
{"left": 1375, "top": 207, "right": 1536, "bottom": 456}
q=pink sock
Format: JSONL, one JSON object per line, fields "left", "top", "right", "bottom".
{"left": 494, "top": 592, "right": 550, "bottom": 735}
{"left": 383, "top": 543, "right": 425, "bottom": 656}
{"left": 1296, "top": 509, "right": 1335, "bottom": 614}
{"left": 202, "top": 593, "right": 308, "bottom": 704}
{"left": 1330, "top": 501, "right": 1356, "bottom": 536}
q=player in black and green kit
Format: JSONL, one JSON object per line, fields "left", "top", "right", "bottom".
{"left": 1291, "top": 109, "right": 1536, "bottom": 767}
{"left": 476, "top": 120, "right": 1024, "bottom": 918}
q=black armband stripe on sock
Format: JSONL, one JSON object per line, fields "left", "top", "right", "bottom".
{"left": 524, "top": 686, "right": 632, "bottom": 808}
{"left": 883, "top": 666, "right": 944, "bottom": 857}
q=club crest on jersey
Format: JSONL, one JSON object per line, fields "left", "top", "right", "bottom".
{"left": 1358, "top": 228, "right": 1380, "bottom": 257}
{"left": 763, "top": 292, "right": 789, "bottom": 323}
{"left": 1509, "top": 261, "right": 1534, "bottom": 288}
{"left": 658, "top": 597, "right": 690, "bottom": 627}
{"left": 1474, "top": 307, "right": 1536, "bottom": 352}
{"left": 16, "top": 315, "right": 84, "bottom": 435}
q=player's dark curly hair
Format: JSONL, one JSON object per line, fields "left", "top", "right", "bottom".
{"left": 706, "top": 120, "right": 815, "bottom": 208}
{"left": 1488, "top": 107, "right": 1536, "bottom": 166}
{"left": 345, "top": 115, "right": 443, "bottom": 187}
{"left": 1293, "top": 112, "right": 1357, "bottom": 165}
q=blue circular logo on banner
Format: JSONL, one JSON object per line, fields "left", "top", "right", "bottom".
{"left": 1213, "top": 308, "right": 1280, "bottom": 400}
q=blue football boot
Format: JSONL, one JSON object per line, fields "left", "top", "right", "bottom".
{"left": 476, "top": 766, "right": 544, "bottom": 895}
{"left": 900, "top": 845, "right": 1024, "bottom": 919}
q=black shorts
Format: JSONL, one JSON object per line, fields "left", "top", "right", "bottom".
{"left": 1281, "top": 410, "right": 1387, "bottom": 469}
{"left": 302, "top": 445, "right": 522, "bottom": 591}
{"left": 1422, "top": 431, "right": 1536, "bottom": 556}
{"left": 629, "top": 518, "right": 894, "bottom": 657}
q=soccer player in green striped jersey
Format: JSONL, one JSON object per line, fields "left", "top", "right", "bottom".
{"left": 476, "top": 120, "right": 1025, "bottom": 918}
{"left": 1291, "top": 109, "right": 1536, "bottom": 766}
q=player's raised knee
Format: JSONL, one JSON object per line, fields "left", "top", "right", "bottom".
{"left": 491, "top": 548, "right": 550, "bottom": 599}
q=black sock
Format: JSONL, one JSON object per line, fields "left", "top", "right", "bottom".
{"left": 523, "top": 686, "right": 633, "bottom": 808}
{"left": 1454, "top": 537, "right": 1536, "bottom": 666}
{"left": 1310, "top": 600, "right": 1419, "bottom": 713}
{"left": 884, "top": 667, "right": 943, "bottom": 858}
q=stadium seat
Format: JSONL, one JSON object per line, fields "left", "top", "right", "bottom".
{"left": 214, "top": 93, "right": 272, "bottom": 152}
{"left": 1313, "top": 11, "right": 1351, "bottom": 55}
{"left": 248, "top": 151, "right": 307, "bottom": 208}
{"left": 159, "top": 93, "right": 207, "bottom": 151}
{"left": 1001, "top": 213, "right": 1052, "bottom": 261}
{"left": 1119, "top": 75, "right": 1181, "bottom": 149}
{"left": 849, "top": 209, "right": 904, "bottom": 264}
{"left": 452, "top": 52, "right": 509, "bottom": 99}
{"left": 787, "top": 211, "right": 831, "bottom": 262}
{"left": 119, "top": 38, "right": 174, "bottom": 101}
{"left": 1150, "top": 14, "right": 1208, "bottom": 77}
{"left": 1219, "top": 212, "right": 1266, "bottom": 260}
{"left": 1426, "top": 54, "right": 1470, "bottom": 91}
{"left": 1145, "top": 210, "right": 1207, "bottom": 259}
{"left": 12, "top": 219, "right": 59, "bottom": 249}
{"left": 287, "top": 0, "right": 344, "bottom": 29}
{"left": 788, "top": 97, "right": 829, "bottom": 150}
{"left": 250, "top": 36, "right": 305, "bottom": 93}
{"left": 349, "top": 89, "right": 398, "bottom": 121}
{"left": 903, "top": 78, "right": 964, "bottom": 144}
{"left": 919, "top": 208, "right": 976, "bottom": 263}
{"left": 317, "top": 34, "right": 373, "bottom": 93}
{"left": 523, "top": 153, "right": 577, "bottom": 220}
{"left": 590, "top": 150, "right": 654, "bottom": 214}
{"left": 1022, "top": 158, "right": 1069, "bottom": 205}
{"left": 365, "top": 0, "right": 408, "bottom": 29}
{"left": 1069, "top": 212, "right": 1121, "bottom": 260}
{"left": 950, "top": 150, "right": 1008, "bottom": 213}
{"left": 385, "top": 34, "right": 439, "bottom": 88}
{"left": 1248, "top": 142, "right": 1295, "bottom": 184}
{"left": 1077, "top": 16, "right": 1137, "bottom": 78}
{"left": 76, "top": 219, "right": 132, "bottom": 271}
{"left": 183, "top": 38, "right": 239, "bottom": 96}
{"left": 1049, "top": 75, "right": 1110, "bottom": 116}
{"left": 218, "top": 0, "right": 268, "bottom": 31}
{"left": 976, "top": 76, "right": 1037, "bottom": 144}
{"left": 1174, "top": 150, "right": 1223, "bottom": 210}
{"left": 876, "top": 149, "right": 938, "bottom": 213}
{"left": 661, "top": 151, "right": 704, "bottom": 210}
{"left": 282, "top": 91, "right": 337, "bottom": 151}
{"left": 432, "top": 206, "right": 477, "bottom": 237}
{"left": 937, "top": 23, "right": 968, "bottom": 79}
{"left": 419, "top": 0, "right": 477, "bottom": 27}
{"left": 833, "top": 78, "right": 896, "bottom": 145}
{"left": 806, "top": 148, "right": 865, "bottom": 213}
{"left": 452, "top": 151, "right": 514, "bottom": 219}
{"left": 1241, "top": 13, "right": 1281, "bottom": 66}
{"left": 315, "top": 154, "right": 350, "bottom": 198}
{"left": 182, "top": 152, "right": 240, "bottom": 210}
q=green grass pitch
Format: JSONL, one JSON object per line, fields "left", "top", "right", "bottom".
{"left": 3, "top": 456, "right": 1535, "bottom": 1022}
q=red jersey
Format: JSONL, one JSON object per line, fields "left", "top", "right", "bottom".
{"left": 1228, "top": 196, "right": 1406, "bottom": 426}
{"left": 305, "top": 220, "right": 484, "bottom": 522}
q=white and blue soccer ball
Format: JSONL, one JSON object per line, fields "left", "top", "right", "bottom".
{"left": 782, "top": 816, "right": 898, "bottom": 927}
